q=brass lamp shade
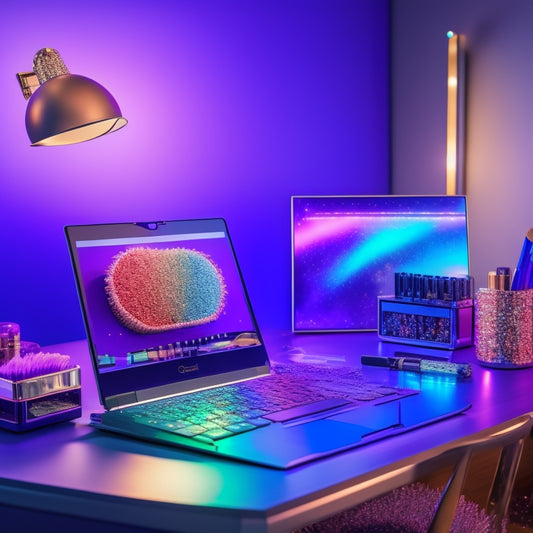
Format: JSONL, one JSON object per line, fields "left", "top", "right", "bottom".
{"left": 26, "top": 74, "right": 127, "bottom": 146}
{"left": 18, "top": 48, "right": 127, "bottom": 146}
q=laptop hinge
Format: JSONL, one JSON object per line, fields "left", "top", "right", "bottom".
{"left": 105, "top": 364, "right": 270, "bottom": 411}
{"left": 106, "top": 392, "right": 139, "bottom": 410}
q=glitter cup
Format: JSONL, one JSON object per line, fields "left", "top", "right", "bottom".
{"left": 475, "top": 288, "right": 533, "bottom": 368}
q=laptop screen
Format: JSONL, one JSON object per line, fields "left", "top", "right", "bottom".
{"left": 292, "top": 195, "right": 470, "bottom": 332}
{"left": 66, "top": 218, "right": 269, "bottom": 408}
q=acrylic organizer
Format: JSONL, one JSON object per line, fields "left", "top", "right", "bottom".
{"left": 475, "top": 288, "right": 533, "bottom": 368}
{"left": 0, "top": 354, "right": 81, "bottom": 432}
{"left": 378, "top": 273, "right": 474, "bottom": 350}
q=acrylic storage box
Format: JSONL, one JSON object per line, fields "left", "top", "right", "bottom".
{"left": 378, "top": 297, "right": 474, "bottom": 349}
{"left": 0, "top": 366, "right": 81, "bottom": 432}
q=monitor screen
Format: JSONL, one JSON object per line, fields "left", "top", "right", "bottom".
{"left": 291, "top": 195, "right": 470, "bottom": 332}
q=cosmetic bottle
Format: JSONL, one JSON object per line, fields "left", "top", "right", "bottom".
{"left": 0, "top": 322, "right": 21, "bottom": 364}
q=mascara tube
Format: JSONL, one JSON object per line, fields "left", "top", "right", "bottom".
{"left": 361, "top": 355, "right": 472, "bottom": 379}
{"left": 394, "top": 272, "right": 402, "bottom": 297}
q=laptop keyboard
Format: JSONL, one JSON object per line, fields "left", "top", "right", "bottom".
{"left": 118, "top": 363, "right": 416, "bottom": 444}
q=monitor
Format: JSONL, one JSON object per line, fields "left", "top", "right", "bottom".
{"left": 291, "top": 195, "right": 470, "bottom": 332}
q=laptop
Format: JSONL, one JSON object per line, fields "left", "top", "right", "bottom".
{"left": 292, "top": 195, "right": 470, "bottom": 332}
{"left": 65, "top": 218, "right": 471, "bottom": 469}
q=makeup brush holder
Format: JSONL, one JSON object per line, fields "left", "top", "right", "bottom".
{"left": 475, "top": 288, "right": 533, "bottom": 368}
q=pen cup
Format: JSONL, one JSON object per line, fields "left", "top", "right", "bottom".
{"left": 475, "top": 288, "right": 533, "bottom": 368}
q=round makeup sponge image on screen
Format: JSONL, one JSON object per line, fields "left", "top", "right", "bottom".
{"left": 105, "top": 247, "right": 226, "bottom": 333}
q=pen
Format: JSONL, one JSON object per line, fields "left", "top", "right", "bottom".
{"left": 511, "top": 228, "right": 533, "bottom": 290}
{"left": 361, "top": 355, "right": 472, "bottom": 378}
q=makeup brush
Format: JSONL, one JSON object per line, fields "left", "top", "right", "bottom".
{"left": 0, "top": 352, "right": 73, "bottom": 382}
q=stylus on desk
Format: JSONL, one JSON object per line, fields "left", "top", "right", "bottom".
{"left": 361, "top": 355, "right": 472, "bottom": 379}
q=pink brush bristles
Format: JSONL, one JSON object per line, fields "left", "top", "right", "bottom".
{"left": 0, "top": 352, "right": 73, "bottom": 381}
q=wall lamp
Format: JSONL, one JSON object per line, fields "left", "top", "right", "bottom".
{"left": 446, "top": 32, "right": 465, "bottom": 195}
{"left": 17, "top": 48, "right": 127, "bottom": 146}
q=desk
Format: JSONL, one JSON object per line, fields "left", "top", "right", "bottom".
{"left": 1, "top": 332, "right": 532, "bottom": 532}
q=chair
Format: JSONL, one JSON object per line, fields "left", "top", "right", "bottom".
{"left": 294, "top": 413, "right": 533, "bottom": 533}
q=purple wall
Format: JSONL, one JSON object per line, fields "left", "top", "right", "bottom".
{"left": 391, "top": 0, "right": 533, "bottom": 292}
{"left": 0, "top": 0, "right": 390, "bottom": 345}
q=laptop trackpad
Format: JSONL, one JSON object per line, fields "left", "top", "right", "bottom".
{"left": 216, "top": 404, "right": 401, "bottom": 469}
{"left": 330, "top": 400, "right": 401, "bottom": 430}
{"left": 215, "top": 396, "right": 471, "bottom": 469}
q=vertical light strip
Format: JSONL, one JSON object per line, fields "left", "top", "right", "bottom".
{"left": 446, "top": 32, "right": 465, "bottom": 195}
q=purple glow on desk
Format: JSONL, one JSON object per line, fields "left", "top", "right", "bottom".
{"left": 482, "top": 369, "right": 493, "bottom": 390}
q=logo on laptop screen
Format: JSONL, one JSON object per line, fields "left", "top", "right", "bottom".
{"left": 178, "top": 363, "right": 200, "bottom": 374}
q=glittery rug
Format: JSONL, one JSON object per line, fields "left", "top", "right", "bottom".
{"left": 509, "top": 491, "right": 533, "bottom": 529}
{"left": 294, "top": 483, "right": 504, "bottom": 533}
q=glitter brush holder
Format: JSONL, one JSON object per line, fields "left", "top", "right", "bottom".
{"left": 0, "top": 364, "right": 81, "bottom": 432}
{"left": 475, "top": 288, "right": 533, "bottom": 368}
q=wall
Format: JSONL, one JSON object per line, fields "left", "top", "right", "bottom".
{"left": 391, "top": 0, "right": 533, "bottom": 290}
{"left": 0, "top": 0, "right": 390, "bottom": 346}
